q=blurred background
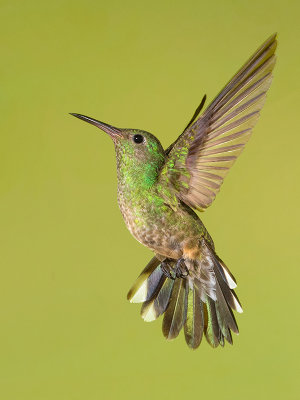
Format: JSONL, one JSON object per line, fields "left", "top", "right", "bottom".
{"left": 0, "top": 0, "right": 299, "bottom": 399}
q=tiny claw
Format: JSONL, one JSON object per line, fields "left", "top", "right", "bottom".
{"left": 175, "top": 258, "right": 189, "bottom": 278}
{"left": 161, "top": 258, "right": 189, "bottom": 279}
{"left": 161, "top": 260, "right": 176, "bottom": 280}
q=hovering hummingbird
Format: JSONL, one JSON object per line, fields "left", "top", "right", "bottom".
{"left": 71, "top": 34, "right": 277, "bottom": 349}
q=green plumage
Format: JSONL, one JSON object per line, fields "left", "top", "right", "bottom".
{"left": 184, "top": 285, "right": 204, "bottom": 349}
{"left": 71, "top": 34, "right": 277, "bottom": 349}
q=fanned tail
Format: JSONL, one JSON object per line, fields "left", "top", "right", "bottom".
{"left": 127, "top": 240, "right": 242, "bottom": 349}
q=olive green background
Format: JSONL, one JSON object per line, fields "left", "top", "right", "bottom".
{"left": 0, "top": 0, "right": 299, "bottom": 399}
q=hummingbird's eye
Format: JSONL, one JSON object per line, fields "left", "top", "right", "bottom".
{"left": 133, "top": 134, "right": 144, "bottom": 144}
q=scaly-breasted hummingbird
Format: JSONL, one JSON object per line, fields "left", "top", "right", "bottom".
{"left": 71, "top": 34, "right": 277, "bottom": 349}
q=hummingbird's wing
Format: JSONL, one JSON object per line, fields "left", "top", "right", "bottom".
{"left": 159, "top": 34, "right": 277, "bottom": 211}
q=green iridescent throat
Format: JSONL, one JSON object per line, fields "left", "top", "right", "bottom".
{"left": 116, "top": 139, "right": 165, "bottom": 191}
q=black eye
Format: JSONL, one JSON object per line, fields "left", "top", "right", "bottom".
{"left": 133, "top": 134, "right": 144, "bottom": 144}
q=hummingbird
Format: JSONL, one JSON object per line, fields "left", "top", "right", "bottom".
{"left": 71, "top": 34, "right": 277, "bottom": 349}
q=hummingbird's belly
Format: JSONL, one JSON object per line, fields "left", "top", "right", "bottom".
{"left": 118, "top": 193, "right": 209, "bottom": 259}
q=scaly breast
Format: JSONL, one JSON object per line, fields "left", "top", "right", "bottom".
{"left": 117, "top": 185, "right": 205, "bottom": 259}
{"left": 117, "top": 186, "right": 161, "bottom": 247}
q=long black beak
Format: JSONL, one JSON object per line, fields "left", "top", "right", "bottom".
{"left": 70, "top": 113, "right": 123, "bottom": 139}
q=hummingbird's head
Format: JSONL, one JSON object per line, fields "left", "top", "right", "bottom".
{"left": 70, "top": 113, "right": 166, "bottom": 187}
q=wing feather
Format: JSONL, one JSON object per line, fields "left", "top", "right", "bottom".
{"left": 159, "top": 34, "right": 277, "bottom": 210}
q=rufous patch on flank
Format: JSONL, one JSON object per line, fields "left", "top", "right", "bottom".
{"left": 183, "top": 239, "right": 200, "bottom": 260}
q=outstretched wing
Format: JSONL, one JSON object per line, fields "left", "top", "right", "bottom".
{"left": 159, "top": 34, "right": 277, "bottom": 211}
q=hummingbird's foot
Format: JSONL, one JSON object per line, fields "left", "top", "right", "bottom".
{"left": 161, "top": 258, "right": 189, "bottom": 279}
{"left": 161, "top": 259, "right": 176, "bottom": 280}
{"left": 175, "top": 258, "right": 189, "bottom": 278}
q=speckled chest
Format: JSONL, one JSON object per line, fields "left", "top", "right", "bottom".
{"left": 117, "top": 184, "right": 166, "bottom": 247}
{"left": 116, "top": 181, "right": 206, "bottom": 259}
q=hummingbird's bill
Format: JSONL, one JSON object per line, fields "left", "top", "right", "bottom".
{"left": 70, "top": 113, "right": 123, "bottom": 138}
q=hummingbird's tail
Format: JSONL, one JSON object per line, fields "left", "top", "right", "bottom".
{"left": 127, "top": 239, "right": 242, "bottom": 349}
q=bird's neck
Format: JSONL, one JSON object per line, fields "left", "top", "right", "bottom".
{"left": 117, "top": 160, "right": 161, "bottom": 193}
{"left": 116, "top": 150, "right": 165, "bottom": 197}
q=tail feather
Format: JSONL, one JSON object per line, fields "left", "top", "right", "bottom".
{"left": 216, "top": 284, "right": 239, "bottom": 335}
{"left": 204, "top": 296, "right": 222, "bottom": 348}
{"left": 127, "top": 240, "right": 243, "bottom": 349}
{"left": 127, "top": 256, "right": 162, "bottom": 303}
{"left": 162, "top": 278, "right": 188, "bottom": 340}
{"left": 213, "top": 266, "right": 239, "bottom": 334}
{"left": 184, "top": 284, "right": 204, "bottom": 349}
{"left": 215, "top": 300, "right": 233, "bottom": 345}
{"left": 215, "top": 256, "right": 237, "bottom": 289}
{"left": 141, "top": 276, "right": 174, "bottom": 322}
{"left": 214, "top": 262, "right": 243, "bottom": 314}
